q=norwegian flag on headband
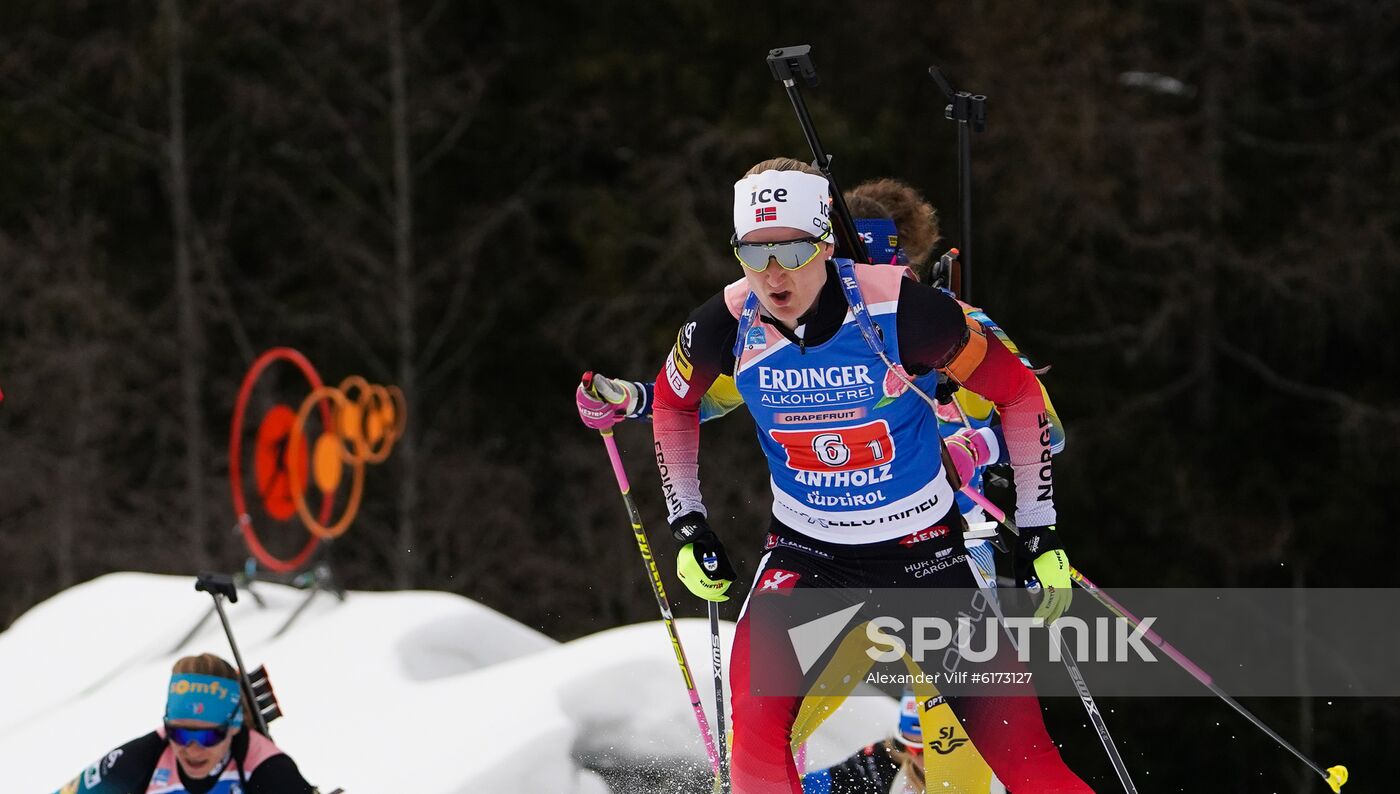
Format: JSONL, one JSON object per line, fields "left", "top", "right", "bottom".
{"left": 755, "top": 206, "right": 778, "bottom": 223}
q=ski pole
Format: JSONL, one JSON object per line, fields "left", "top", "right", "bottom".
{"left": 583, "top": 378, "right": 722, "bottom": 776}
{"left": 967, "top": 497, "right": 1348, "bottom": 790}
{"left": 946, "top": 493, "right": 1144, "bottom": 789}
{"left": 1049, "top": 630, "right": 1140, "bottom": 793}
{"left": 1068, "top": 568, "right": 1349, "bottom": 792}
{"left": 194, "top": 572, "right": 271, "bottom": 736}
{"left": 709, "top": 600, "right": 732, "bottom": 793}
{"left": 766, "top": 45, "right": 870, "bottom": 265}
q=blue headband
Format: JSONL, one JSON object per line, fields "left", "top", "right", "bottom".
{"left": 166, "top": 673, "right": 243, "bottom": 727}
{"left": 854, "top": 217, "right": 905, "bottom": 266}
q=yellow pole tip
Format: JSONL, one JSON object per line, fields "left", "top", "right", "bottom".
{"left": 1326, "top": 764, "right": 1348, "bottom": 792}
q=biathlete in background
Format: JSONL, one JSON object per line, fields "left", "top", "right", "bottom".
{"left": 801, "top": 689, "right": 942, "bottom": 794}
{"left": 627, "top": 157, "right": 1088, "bottom": 793}
{"left": 52, "top": 653, "right": 314, "bottom": 794}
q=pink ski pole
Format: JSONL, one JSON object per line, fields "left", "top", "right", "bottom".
{"left": 585, "top": 376, "right": 722, "bottom": 775}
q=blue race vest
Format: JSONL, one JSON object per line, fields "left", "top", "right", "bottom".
{"left": 729, "top": 262, "right": 955, "bottom": 544}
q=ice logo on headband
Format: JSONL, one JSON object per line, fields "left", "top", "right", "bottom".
{"left": 733, "top": 170, "right": 831, "bottom": 241}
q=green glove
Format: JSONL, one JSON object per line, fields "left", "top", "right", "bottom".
{"left": 672, "top": 512, "right": 737, "bottom": 602}
{"left": 1015, "top": 524, "right": 1072, "bottom": 624}
{"left": 1032, "top": 548, "right": 1072, "bottom": 624}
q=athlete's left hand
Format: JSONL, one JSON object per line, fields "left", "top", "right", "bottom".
{"left": 672, "top": 513, "right": 737, "bottom": 602}
{"left": 1016, "top": 525, "right": 1072, "bottom": 624}
{"left": 944, "top": 426, "right": 999, "bottom": 486}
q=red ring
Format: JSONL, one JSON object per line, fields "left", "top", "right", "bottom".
{"left": 229, "top": 348, "right": 334, "bottom": 572}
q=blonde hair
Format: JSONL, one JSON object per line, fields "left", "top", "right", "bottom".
{"left": 172, "top": 653, "right": 255, "bottom": 730}
{"left": 744, "top": 156, "right": 822, "bottom": 178}
{"left": 886, "top": 738, "right": 926, "bottom": 791}
{"left": 851, "top": 179, "right": 941, "bottom": 274}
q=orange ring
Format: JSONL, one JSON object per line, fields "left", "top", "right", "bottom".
{"left": 359, "top": 383, "right": 396, "bottom": 463}
{"left": 387, "top": 384, "right": 408, "bottom": 441}
{"left": 336, "top": 376, "right": 375, "bottom": 465}
{"left": 289, "top": 387, "right": 365, "bottom": 539}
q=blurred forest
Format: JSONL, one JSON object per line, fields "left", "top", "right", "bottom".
{"left": 2, "top": 0, "right": 1399, "bottom": 787}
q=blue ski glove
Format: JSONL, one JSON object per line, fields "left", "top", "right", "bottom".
{"left": 671, "top": 512, "right": 737, "bottom": 602}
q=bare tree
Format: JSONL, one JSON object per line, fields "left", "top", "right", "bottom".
{"left": 162, "top": 0, "right": 209, "bottom": 569}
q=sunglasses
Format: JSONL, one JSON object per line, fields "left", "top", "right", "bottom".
{"left": 166, "top": 722, "right": 230, "bottom": 748}
{"left": 731, "top": 232, "right": 829, "bottom": 272}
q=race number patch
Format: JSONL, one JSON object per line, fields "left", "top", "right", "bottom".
{"left": 768, "top": 420, "right": 895, "bottom": 473}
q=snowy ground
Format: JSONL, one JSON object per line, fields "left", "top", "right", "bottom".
{"left": 0, "top": 573, "right": 896, "bottom": 793}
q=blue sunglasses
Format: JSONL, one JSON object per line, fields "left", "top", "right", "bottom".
{"left": 165, "top": 722, "right": 230, "bottom": 747}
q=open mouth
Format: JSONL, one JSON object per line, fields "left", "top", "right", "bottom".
{"left": 769, "top": 290, "right": 792, "bottom": 306}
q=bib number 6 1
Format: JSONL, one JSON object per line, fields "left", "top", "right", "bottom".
{"left": 770, "top": 420, "right": 895, "bottom": 473}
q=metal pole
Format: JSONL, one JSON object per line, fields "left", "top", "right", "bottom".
{"left": 209, "top": 594, "right": 269, "bottom": 736}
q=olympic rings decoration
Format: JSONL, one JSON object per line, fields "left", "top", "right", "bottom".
{"left": 229, "top": 347, "right": 406, "bottom": 572}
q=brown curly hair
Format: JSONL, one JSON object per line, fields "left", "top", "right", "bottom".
{"left": 850, "top": 179, "right": 941, "bottom": 275}
{"left": 844, "top": 193, "right": 891, "bottom": 222}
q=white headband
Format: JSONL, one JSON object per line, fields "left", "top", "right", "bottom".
{"left": 732, "top": 170, "right": 833, "bottom": 241}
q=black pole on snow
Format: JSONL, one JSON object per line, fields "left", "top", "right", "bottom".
{"left": 766, "top": 45, "right": 870, "bottom": 265}
{"left": 928, "top": 66, "right": 986, "bottom": 302}
{"left": 195, "top": 572, "right": 271, "bottom": 736}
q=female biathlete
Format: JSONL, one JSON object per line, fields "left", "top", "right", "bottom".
{"left": 51, "top": 653, "right": 314, "bottom": 794}
{"left": 608, "top": 158, "right": 1089, "bottom": 793}
{"left": 578, "top": 179, "right": 1069, "bottom": 793}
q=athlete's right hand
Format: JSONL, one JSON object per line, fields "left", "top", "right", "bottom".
{"left": 672, "top": 512, "right": 737, "bottom": 602}
{"left": 576, "top": 372, "right": 640, "bottom": 430}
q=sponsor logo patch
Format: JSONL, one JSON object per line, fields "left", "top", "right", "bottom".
{"left": 929, "top": 727, "right": 971, "bottom": 755}
{"left": 899, "top": 525, "right": 950, "bottom": 547}
{"left": 665, "top": 354, "right": 690, "bottom": 398}
{"left": 670, "top": 343, "right": 693, "bottom": 380}
{"left": 773, "top": 407, "right": 867, "bottom": 425}
{"left": 757, "top": 569, "right": 801, "bottom": 592}
{"left": 745, "top": 326, "right": 767, "bottom": 351}
{"left": 679, "top": 322, "right": 696, "bottom": 356}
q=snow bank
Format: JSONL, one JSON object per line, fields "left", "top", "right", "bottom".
{"left": 0, "top": 573, "right": 894, "bottom": 793}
